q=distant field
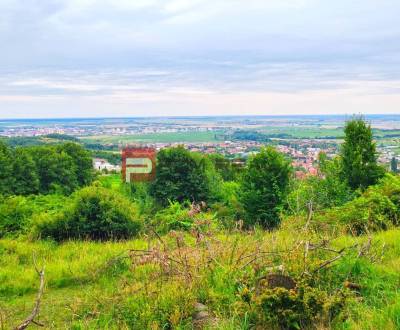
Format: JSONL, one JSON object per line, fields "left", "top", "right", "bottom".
{"left": 257, "top": 126, "right": 344, "bottom": 138}
{"left": 81, "top": 131, "right": 221, "bottom": 144}
{"left": 258, "top": 126, "right": 400, "bottom": 139}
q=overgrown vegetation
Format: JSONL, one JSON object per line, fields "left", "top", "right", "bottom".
{"left": 1, "top": 117, "right": 400, "bottom": 329}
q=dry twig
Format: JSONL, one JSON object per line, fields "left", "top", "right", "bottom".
{"left": 14, "top": 255, "right": 45, "bottom": 330}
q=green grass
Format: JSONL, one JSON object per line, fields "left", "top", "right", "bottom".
{"left": 2, "top": 228, "right": 400, "bottom": 329}
{"left": 97, "top": 174, "right": 122, "bottom": 190}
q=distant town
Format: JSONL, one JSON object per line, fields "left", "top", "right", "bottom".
{"left": 1, "top": 115, "right": 400, "bottom": 177}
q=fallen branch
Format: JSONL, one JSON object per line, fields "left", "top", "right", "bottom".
{"left": 14, "top": 256, "right": 45, "bottom": 330}
{"left": 304, "top": 201, "right": 313, "bottom": 231}
{"left": 313, "top": 243, "right": 358, "bottom": 273}
{"left": 313, "top": 254, "right": 344, "bottom": 273}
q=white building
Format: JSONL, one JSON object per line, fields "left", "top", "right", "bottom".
{"left": 93, "top": 158, "right": 121, "bottom": 172}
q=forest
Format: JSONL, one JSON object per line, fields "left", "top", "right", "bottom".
{"left": 1, "top": 117, "right": 400, "bottom": 329}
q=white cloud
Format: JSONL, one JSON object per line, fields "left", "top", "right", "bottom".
{"left": 0, "top": 0, "right": 400, "bottom": 116}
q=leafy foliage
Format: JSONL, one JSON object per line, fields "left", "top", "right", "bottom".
{"left": 254, "top": 285, "right": 344, "bottom": 329}
{"left": 0, "top": 143, "right": 94, "bottom": 195}
{"left": 150, "top": 146, "right": 210, "bottom": 206}
{"left": 240, "top": 147, "right": 292, "bottom": 229}
{"left": 0, "top": 196, "right": 33, "bottom": 237}
{"left": 287, "top": 154, "right": 353, "bottom": 214}
{"left": 0, "top": 194, "right": 66, "bottom": 237}
{"left": 341, "top": 117, "right": 385, "bottom": 190}
{"left": 57, "top": 143, "right": 94, "bottom": 186}
{"left": 0, "top": 141, "right": 14, "bottom": 195}
{"left": 316, "top": 174, "right": 400, "bottom": 234}
{"left": 35, "top": 186, "right": 142, "bottom": 241}
{"left": 12, "top": 148, "right": 40, "bottom": 195}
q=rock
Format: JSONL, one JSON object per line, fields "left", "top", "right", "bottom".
{"left": 194, "top": 302, "right": 207, "bottom": 312}
{"left": 192, "top": 302, "right": 211, "bottom": 328}
{"left": 266, "top": 274, "right": 296, "bottom": 290}
{"left": 193, "top": 311, "right": 210, "bottom": 321}
{"left": 256, "top": 273, "right": 297, "bottom": 294}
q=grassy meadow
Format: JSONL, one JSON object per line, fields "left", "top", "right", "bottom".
{"left": 2, "top": 222, "right": 400, "bottom": 329}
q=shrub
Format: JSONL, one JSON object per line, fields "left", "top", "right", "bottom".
{"left": 35, "top": 186, "right": 142, "bottom": 241}
{"left": 315, "top": 173, "right": 400, "bottom": 235}
{"left": 152, "top": 201, "right": 213, "bottom": 234}
{"left": 254, "top": 285, "right": 344, "bottom": 330}
{"left": 338, "top": 191, "right": 397, "bottom": 234}
{"left": 211, "top": 181, "right": 243, "bottom": 228}
{"left": 0, "top": 196, "right": 33, "bottom": 237}
{"left": 287, "top": 159, "right": 353, "bottom": 215}
{"left": 126, "top": 182, "right": 155, "bottom": 217}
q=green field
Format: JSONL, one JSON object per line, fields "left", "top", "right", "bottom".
{"left": 82, "top": 131, "right": 221, "bottom": 144}
{"left": 257, "top": 126, "right": 400, "bottom": 140}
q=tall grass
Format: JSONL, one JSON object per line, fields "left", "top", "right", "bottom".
{"left": 1, "top": 228, "right": 400, "bottom": 329}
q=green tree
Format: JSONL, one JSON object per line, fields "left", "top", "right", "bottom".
{"left": 0, "top": 141, "right": 14, "bottom": 195}
{"left": 150, "top": 146, "right": 209, "bottom": 206}
{"left": 29, "top": 146, "right": 78, "bottom": 194}
{"left": 12, "top": 148, "right": 40, "bottom": 195}
{"left": 208, "top": 153, "right": 236, "bottom": 181}
{"left": 240, "top": 147, "right": 292, "bottom": 229}
{"left": 341, "top": 116, "right": 385, "bottom": 190}
{"left": 391, "top": 157, "right": 398, "bottom": 173}
{"left": 58, "top": 143, "right": 94, "bottom": 186}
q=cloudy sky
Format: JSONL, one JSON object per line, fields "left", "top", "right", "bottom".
{"left": 1, "top": 0, "right": 400, "bottom": 118}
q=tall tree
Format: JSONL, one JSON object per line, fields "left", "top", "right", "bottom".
{"left": 340, "top": 116, "right": 384, "bottom": 190}
{"left": 391, "top": 157, "right": 398, "bottom": 173}
{"left": 240, "top": 147, "right": 292, "bottom": 229}
{"left": 12, "top": 148, "right": 40, "bottom": 195}
{"left": 150, "top": 146, "right": 209, "bottom": 206}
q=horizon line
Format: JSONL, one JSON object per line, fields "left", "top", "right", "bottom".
{"left": 2, "top": 113, "right": 400, "bottom": 122}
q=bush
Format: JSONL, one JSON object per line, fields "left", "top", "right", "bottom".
{"left": 0, "top": 196, "right": 33, "bottom": 237}
{"left": 315, "top": 174, "right": 400, "bottom": 235}
{"left": 254, "top": 285, "right": 344, "bottom": 329}
{"left": 211, "top": 181, "right": 243, "bottom": 228}
{"left": 126, "top": 182, "right": 155, "bottom": 217}
{"left": 151, "top": 201, "right": 213, "bottom": 234}
{"left": 35, "top": 186, "right": 142, "bottom": 241}
{"left": 287, "top": 158, "right": 353, "bottom": 215}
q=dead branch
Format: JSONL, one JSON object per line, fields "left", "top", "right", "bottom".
{"left": 304, "top": 201, "right": 313, "bottom": 231}
{"left": 313, "top": 254, "right": 344, "bottom": 273}
{"left": 313, "top": 243, "right": 358, "bottom": 273}
{"left": 14, "top": 256, "right": 45, "bottom": 330}
{"left": 358, "top": 236, "right": 372, "bottom": 258}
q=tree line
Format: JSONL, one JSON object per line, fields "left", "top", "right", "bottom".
{"left": 0, "top": 142, "right": 93, "bottom": 195}
{"left": 0, "top": 116, "right": 387, "bottom": 240}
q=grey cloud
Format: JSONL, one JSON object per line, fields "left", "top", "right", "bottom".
{"left": 0, "top": 0, "right": 400, "bottom": 117}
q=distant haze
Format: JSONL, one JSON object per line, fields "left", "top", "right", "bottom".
{"left": 1, "top": 0, "right": 400, "bottom": 118}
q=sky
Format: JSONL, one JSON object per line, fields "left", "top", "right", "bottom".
{"left": 1, "top": 0, "right": 400, "bottom": 118}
